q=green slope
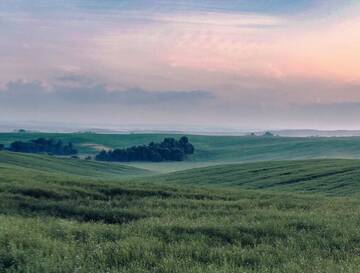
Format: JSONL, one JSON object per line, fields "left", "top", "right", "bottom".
{"left": 1, "top": 137, "right": 360, "bottom": 272}
{"left": 2, "top": 133, "right": 360, "bottom": 164}
{"left": 0, "top": 151, "right": 150, "bottom": 181}
{"left": 0, "top": 155, "right": 359, "bottom": 272}
{"left": 155, "top": 159, "right": 360, "bottom": 196}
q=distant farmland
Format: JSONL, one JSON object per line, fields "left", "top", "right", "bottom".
{"left": 2, "top": 132, "right": 360, "bottom": 172}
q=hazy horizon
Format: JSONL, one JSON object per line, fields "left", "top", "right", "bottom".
{"left": 2, "top": 1, "right": 360, "bottom": 130}
{"left": 4, "top": 120, "right": 360, "bottom": 137}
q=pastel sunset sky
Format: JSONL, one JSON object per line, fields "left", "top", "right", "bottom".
{"left": 1, "top": 0, "right": 360, "bottom": 130}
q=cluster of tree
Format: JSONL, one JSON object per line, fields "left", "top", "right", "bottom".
{"left": 96, "top": 136, "right": 195, "bottom": 162}
{"left": 8, "top": 138, "right": 78, "bottom": 155}
{"left": 0, "top": 144, "right": 4, "bottom": 151}
{"left": 249, "top": 131, "right": 275, "bottom": 137}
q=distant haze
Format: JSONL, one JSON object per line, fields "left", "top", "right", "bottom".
{"left": 3, "top": 120, "right": 360, "bottom": 138}
{"left": 1, "top": 1, "right": 360, "bottom": 130}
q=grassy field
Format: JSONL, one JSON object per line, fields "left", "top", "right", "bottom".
{"left": 2, "top": 132, "right": 360, "bottom": 172}
{"left": 0, "top": 150, "right": 360, "bottom": 272}
{"left": 1, "top": 135, "right": 360, "bottom": 272}
{"left": 154, "top": 159, "right": 360, "bottom": 196}
{"left": 0, "top": 151, "right": 150, "bottom": 182}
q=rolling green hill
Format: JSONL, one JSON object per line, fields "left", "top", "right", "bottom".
{"left": 2, "top": 132, "right": 360, "bottom": 161}
{"left": 3, "top": 150, "right": 360, "bottom": 197}
{"left": 155, "top": 159, "right": 360, "bottom": 196}
{"left": 0, "top": 153, "right": 359, "bottom": 272}
{"left": 0, "top": 151, "right": 150, "bottom": 182}
{"left": 1, "top": 135, "right": 360, "bottom": 272}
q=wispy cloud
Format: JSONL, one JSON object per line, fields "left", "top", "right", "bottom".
{"left": 0, "top": 80, "right": 213, "bottom": 106}
{"left": 1, "top": 0, "right": 360, "bottom": 129}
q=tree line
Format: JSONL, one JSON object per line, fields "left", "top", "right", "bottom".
{"left": 2, "top": 138, "right": 78, "bottom": 155}
{"left": 96, "top": 136, "right": 195, "bottom": 162}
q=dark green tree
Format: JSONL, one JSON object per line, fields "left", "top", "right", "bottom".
{"left": 95, "top": 136, "right": 195, "bottom": 162}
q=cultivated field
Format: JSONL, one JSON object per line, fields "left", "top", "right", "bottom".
{"left": 2, "top": 132, "right": 360, "bottom": 171}
{"left": 0, "top": 133, "right": 360, "bottom": 272}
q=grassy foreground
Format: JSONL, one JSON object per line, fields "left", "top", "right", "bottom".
{"left": 0, "top": 152, "right": 360, "bottom": 272}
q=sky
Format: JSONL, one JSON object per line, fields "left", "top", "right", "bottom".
{"left": 1, "top": 0, "right": 360, "bottom": 131}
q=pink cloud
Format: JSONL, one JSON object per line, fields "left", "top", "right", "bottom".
{"left": 166, "top": 12, "right": 360, "bottom": 83}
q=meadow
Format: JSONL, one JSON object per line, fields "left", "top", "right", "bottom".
{"left": 0, "top": 133, "right": 360, "bottom": 272}
{"left": 154, "top": 159, "right": 360, "bottom": 196}
{"left": 2, "top": 132, "right": 360, "bottom": 171}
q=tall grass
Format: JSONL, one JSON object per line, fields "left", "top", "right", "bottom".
{"left": 0, "top": 151, "right": 360, "bottom": 272}
{"left": 0, "top": 169, "right": 360, "bottom": 272}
